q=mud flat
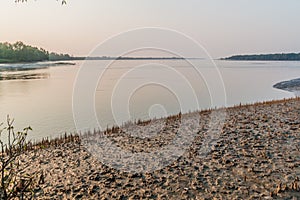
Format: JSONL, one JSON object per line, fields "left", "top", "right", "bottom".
{"left": 19, "top": 98, "right": 300, "bottom": 199}
{"left": 274, "top": 78, "right": 300, "bottom": 92}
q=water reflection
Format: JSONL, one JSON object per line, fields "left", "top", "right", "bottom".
{"left": 0, "top": 61, "right": 75, "bottom": 81}
{"left": 0, "top": 61, "right": 75, "bottom": 71}
{"left": 0, "top": 72, "right": 50, "bottom": 81}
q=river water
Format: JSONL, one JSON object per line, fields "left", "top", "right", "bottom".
{"left": 0, "top": 60, "right": 299, "bottom": 141}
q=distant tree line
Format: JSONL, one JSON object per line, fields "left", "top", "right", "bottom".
{"left": 49, "top": 52, "right": 71, "bottom": 61}
{"left": 223, "top": 53, "right": 300, "bottom": 61}
{"left": 0, "top": 41, "right": 72, "bottom": 63}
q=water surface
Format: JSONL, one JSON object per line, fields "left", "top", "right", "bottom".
{"left": 0, "top": 60, "right": 298, "bottom": 141}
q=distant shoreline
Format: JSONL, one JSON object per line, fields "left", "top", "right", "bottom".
{"left": 222, "top": 53, "right": 300, "bottom": 61}
{"left": 0, "top": 59, "right": 78, "bottom": 65}
{"left": 83, "top": 56, "right": 200, "bottom": 60}
{"left": 0, "top": 57, "right": 202, "bottom": 64}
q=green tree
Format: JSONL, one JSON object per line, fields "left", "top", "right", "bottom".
{"left": 0, "top": 41, "right": 50, "bottom": 63}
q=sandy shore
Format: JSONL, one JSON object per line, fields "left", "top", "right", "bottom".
{"left": 19, "top": 98, "right": 300, "bottom": 199}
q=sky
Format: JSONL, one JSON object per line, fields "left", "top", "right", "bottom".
{"left": 1, "top": 0, "right": 300, "bottom": 58}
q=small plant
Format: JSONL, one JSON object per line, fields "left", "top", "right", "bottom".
{"left": 0, "top": 116, "right": 35, "bottom": 200}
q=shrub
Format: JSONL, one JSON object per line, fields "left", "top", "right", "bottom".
{"left": 0, "top": 116, "right": 35, "bottom": 200}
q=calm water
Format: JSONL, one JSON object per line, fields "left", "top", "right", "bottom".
{"left": 0, "top": 60, "right": 299, "bottom": 141}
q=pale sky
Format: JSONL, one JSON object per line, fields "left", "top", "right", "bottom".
{"left": 1, "top": 0, "right": 300, "bottom": 58}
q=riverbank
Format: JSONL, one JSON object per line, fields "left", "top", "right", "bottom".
{"left": 0, "top": 57, "right": 187, "bottom": 64}
{"left": 18, "top": 97, "right": 300, "bottom": 199}
{"left": 274, "top": 77, "right": 300, "bottom": 93}
{"left": 222, "top": 53, "right": 300, "bottom": 61}
{"left": 0, "top": 60, "right": 77, "bottom": 65}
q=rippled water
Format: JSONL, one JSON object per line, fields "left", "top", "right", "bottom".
{"left": 0, "top": 60, "right": 299, "bottom": 141}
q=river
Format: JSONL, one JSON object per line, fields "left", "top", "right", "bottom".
{"left": 0, "top": 60, "right": 299, "bottom": 141}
